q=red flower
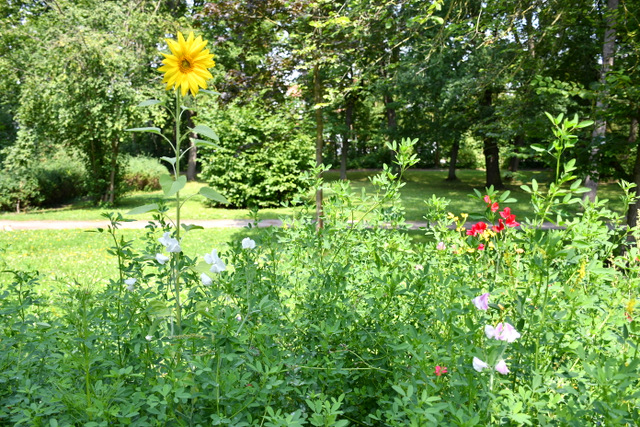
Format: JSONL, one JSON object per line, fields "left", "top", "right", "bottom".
{"left": 435, "top": 365, "right": 448, "bottom": 376}
{"left": 477, "top": 243, "right": 485, "bottom": 251}
{"left": 499, "top": 207, "right": 520, "bottom": 227}
{"left": 466, "top": 222, "right": 487, "bottom": 236}
{"left": 492, "top": 219, "right": 505, "bottom": 233}
{"left": 490, "top": 202, "right": 500, "bottom": 212}
{"left": 483, "top": 195, "right": 491, "bottom": 204}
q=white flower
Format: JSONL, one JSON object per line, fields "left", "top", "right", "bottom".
{"left": 159, "top": 231, "right": 181, "bottom": 253}
{"left": 200, "top": 273, "right": 212, "bottom": 286}
{"left": 436, "top": 241, "right": 446, "bottom": 251}
{"left": 235, "top": 314, "right": 242, "bottom": 322}
{"left": 473, "top": 357, "right": 489, "bottom": 372}
{"left": 125, "top": 278, "right": 136, "bottom": 291}
{"left": 204, "top": 249, "right": 226, "bottom": 273}
{"left": 484, "top": 324, "right": 496, "bottom": 339}
{"left": 145, "top": 335, "right": 153, "bottom": 341}
{"left": 156, "top": 253, "right": 170, "bottom": 265}
{"left": 495, "top": 360, "right": 510, "bottom": 375}
{"left": 241, "top": 237, "right": 256, "bottom": 249}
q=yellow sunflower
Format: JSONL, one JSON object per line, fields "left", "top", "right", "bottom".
{"left": 158, "top": 31, "right": 215, "bottom": 97}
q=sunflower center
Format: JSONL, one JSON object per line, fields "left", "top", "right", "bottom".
{"left": 180, "top": 57, "right": 193, "bottom": 73}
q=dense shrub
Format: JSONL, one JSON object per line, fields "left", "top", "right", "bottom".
{"left": 0, "top": 149, "right": 86, "bottom": 211}
{"left": 33, "top": 150, "right": 86, "bottom": 206}
{"left": 122, "top": 155, "right": 169, "bottom": 191}
{"left": 198, "top": 99, "right": 313, "bottom": 208}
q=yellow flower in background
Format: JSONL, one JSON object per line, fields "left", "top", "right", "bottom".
{"left": 159, "top": 31, "right": 215, "bottom": 96}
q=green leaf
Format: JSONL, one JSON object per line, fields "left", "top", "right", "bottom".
{"left": 199, "top": 187, "right": 228, "bottom": 204}
{"left": 159, "top": 174, "right": 186, "bottom": 197}
{"left": 128, "top": 203, "right": 159, "bottom": 215}
{"left": 198, "top": 89, "right": 221, "bottom": 96}
{"left": 137, "top": 99, "right": 162, "bottom": 107}
{"left": 160, "top": 156, "right": 176, "bottom": 166}
{"left": 192, "top": 138, "right": 222, "bottom": 150}
{"left": 191, "top": 124, "right": 219, "bottom": 142}
{"left": 125, "top": 127, "right": 162, "bottom": 135}
{"left": 181, "top": 224, "right": 204, "bottom": 232}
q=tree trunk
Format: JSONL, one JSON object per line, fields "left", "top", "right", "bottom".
{"left": 105, "top": 139, "right": 119, "bottom": 204}
{"left": 509, "top": 134, "right": 525, "bottom": 173}
{"left": 481, "top": 89, "right": 502, "bottom": 188}
{"left": 626, "top": 115, "right": 640, "bottom": 227}
{"left": 446, "top": 140, "right": 460, "bottom": 181}
{"left": 314, "top": 63, "right": 324, "bottom": 229}
{"left": 340, "top": 95, "right": 354, "bottom": 180}
{"left": 584, "top": 0, "right": 618, "bottom": 202}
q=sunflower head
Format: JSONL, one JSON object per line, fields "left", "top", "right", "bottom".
{"left": 158, "top": 31, "right": 215, "bottom": 97}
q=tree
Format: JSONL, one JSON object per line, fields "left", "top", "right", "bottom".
{"left": 7, "top": 0, "right": 171, "bottom": 203}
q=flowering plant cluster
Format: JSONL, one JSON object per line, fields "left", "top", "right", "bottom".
{"left": 471, "top": 292, "right": 521, "bottom": 377}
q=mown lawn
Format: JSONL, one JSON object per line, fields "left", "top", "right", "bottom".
{"left": 0, "top": 169, "right": 628, "bottom": 223}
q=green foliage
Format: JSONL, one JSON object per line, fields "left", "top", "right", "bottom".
{"left": 2, "top": 138, "right": 640, "bottom": 425}
{"left": 198, "top": 99, "right": 314, "bottom": 208}
{"left": 122, "top": 155, "right": 169, "bottom": 192}
{"left": 0, "top": 144, "right": 86, "bottom": 211}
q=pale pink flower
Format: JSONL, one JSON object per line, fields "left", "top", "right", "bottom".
{"left": 494, "top": 322, "right": 521, "bottom": 343}
{"left": 495, "top": 360, "right": 510, "bottom": 375}
{"left": 436, "top": 241, "right": 446, "bottom": 251}
{"left": 473, "top": 293, "right": 490, "bottom": 310}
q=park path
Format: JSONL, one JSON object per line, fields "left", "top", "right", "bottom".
{"left": 0, "top": 219, "right": 562, "bottom": 231}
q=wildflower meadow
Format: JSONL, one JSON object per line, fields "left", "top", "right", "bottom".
{"left": 1, "top": 31, "right": 640, "bottom": 426}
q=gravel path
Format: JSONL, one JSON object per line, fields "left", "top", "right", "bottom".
{"left": 0, "top": 219, "right": 562, "bottom": 231}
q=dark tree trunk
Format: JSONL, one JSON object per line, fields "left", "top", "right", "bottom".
{"left": 584, "top": 0, "right": 618, "bottom": 202}
{"left": 446, "top": 140, "right": 460, "bottom": 181}
{"left": 105, "top": 139, "right": 119, "bottom": 204}
{"left": 626, "top": 115, "right": 640, "bottom": 227}
{"left": 509, "top": 134, "right": 525, "bottom": 173}
{"left": 340, "top": 95, "right": 355, "bottom": 180}
{"left": 314, "top": 63, "right": 324, "bottom": 229}
{"left": 481, "top": 89, "right": 502, "bottom": 188}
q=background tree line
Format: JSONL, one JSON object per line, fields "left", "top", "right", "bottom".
{"left": 1, "top": 0, "right": 639, "bottom": 221}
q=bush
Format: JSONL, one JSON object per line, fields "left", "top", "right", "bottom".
{"left": 33, "top": 150, "right": 86, "bottom": 206}
{"left": 122, "top": 155, "right": 169, "bottom": 192}
{"left": 198, "top": 99, "right": 313, "bottom": 208}
{"left": 0, "top": 148, "right": 86, "bottom": 211}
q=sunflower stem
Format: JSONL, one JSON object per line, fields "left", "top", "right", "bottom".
{"left": 173, "top": 90, "right": 182, "bottom": 335}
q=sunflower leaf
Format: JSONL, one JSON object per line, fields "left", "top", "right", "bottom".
{"left": 159, "top": 174, "right": 187, "bottom": 197}
{"left": 127, "top": 203, "right": 159, "bottom": 215}
{"left": 191, "top": 125, "right": 219, "bottom": 143}
{"left": 160, "top": 156, "right": 177, "bottom": 166}
{"left": 125, "top": 127, "right": 162, "bottom": 135}
{"left": 192, "top": 138, "right": 222, "bottom": 150}
{"left": 199, "top": 187, "right": 228, "bottom": 204}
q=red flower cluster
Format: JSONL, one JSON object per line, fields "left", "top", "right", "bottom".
{"left": 467, "top": 221, "right": 487, "bottom": 236}
{"left": 435, "top": 365, "right": 448, "bottom": 376}
{"left": 467, "top": 197, "right": 520, "bottom": 237}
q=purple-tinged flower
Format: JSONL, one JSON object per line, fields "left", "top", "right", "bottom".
{"left": 485, "top": 324, "right": 496, "bottom": 339}
{"left": 473, "top": 357, "right": 489, "bottom": 372}
{"left": 493, "top": 322, "right": 521, "bottom": 343}
{"left": 156, "top": 253, "right": 170, "bottom": 265}
{"left": 436, "top": 241, "right": 446, "bottom": 251}
{"left": 473, "top": 293, "right": 490, "bottom": 310}
{"left": 495, "top": 360, "right": 510, "bottom": 375}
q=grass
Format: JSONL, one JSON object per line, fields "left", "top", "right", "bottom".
{"left": 0, "top": 227, "right": 262, "bottom": 294}
{"left": 0, "top": 169, "right": 628, "bottom": 223}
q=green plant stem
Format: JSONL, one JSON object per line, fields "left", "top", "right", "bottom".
{"left": 174, "top": 90, "right": 182, "bottom": 334}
